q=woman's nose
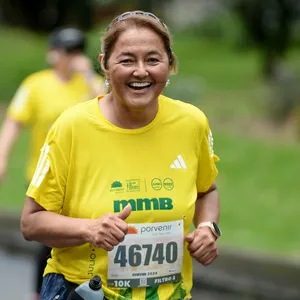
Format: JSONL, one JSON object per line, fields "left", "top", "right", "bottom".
{"left": 133, "top": 62, "right": 149, "bottom": 77}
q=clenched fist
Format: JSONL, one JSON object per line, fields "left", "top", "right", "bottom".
{"left": 185, "top": 227, "right": 218, "bottom": 266}
{"left": 85, "top": 204, "right": 132, "bottom": 251}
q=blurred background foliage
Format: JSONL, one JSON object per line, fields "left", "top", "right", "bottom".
{"left": 0, "top": 0, "right": 299, "bottom": 256}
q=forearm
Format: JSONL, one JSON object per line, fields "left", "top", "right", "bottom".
{"left": 21, "top": 210, "right": 91, "bottom": 248}
{"left": 0, "top": 117, "right": 22, "bottom": 158}
{"left": 193, "top": 183, "right": 220, "bottom": 227}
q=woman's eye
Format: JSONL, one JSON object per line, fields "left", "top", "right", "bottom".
{"left": 121, "top": 59, "right": 133, "bottom": 64}
{"left": 148, "top": 57, "right": 159, "bottom": 63}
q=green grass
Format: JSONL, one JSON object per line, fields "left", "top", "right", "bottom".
{"left": 0, "top": 27, "right": 299, "bottom": 258}
{"left": 214, "top": 131, "right": 300, "bottom": 257}
{"left": 0, "top": 28, "right": 48, "bottom": 101}
{"left": 166, "top": 33, "right": 270, "bottom": 127}
{"left": 172, "top": 35, "right": 260, "bottom": 91}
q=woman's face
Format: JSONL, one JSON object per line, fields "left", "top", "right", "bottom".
{"left": 47, "top": 49, "right": 83, "bottom": 73}
{"left": 105, "top": 26, "right": 170, "bottom": 109}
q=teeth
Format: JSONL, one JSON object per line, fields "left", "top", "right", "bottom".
{"left": 129, "top": 82, "right": 151, "bottom": 88}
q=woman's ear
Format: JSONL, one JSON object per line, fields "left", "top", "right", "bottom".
{"left": 98, "top": 53, "right": 108, "bottom": 75}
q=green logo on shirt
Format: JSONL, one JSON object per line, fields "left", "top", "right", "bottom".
{"left": 126, "top": 179, "right": 140, "bottom": 192}
{"left": 112, "top": 181, "right": 122, "bottom": 188}
{"left": 151, "top": 178, "right": 162, "bottom": 190}
{"left": 113, "top": 197, "right": 173, "bottom": 212}
{"left": 163, "top": 178, "right": 174, "bottom": 190}
{"left": 111, "top": 181, "right": 124, "bottom": 193}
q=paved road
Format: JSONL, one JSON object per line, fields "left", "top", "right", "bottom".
{"left": 0, "top": 249, "right": 35, "bottom": 300}
{"left": 0, "top": 248, "right": 237, "bottom": 300}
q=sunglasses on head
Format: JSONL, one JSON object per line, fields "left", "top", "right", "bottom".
{"left": 106, "top": 10, "right": 173, "bottom": 65}
{"left": 107, "top": 10, "right": 167, "bottom": 31}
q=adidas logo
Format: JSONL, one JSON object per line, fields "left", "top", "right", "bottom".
{"left": 170, "top": 155, "right": 187, "bottom": 169}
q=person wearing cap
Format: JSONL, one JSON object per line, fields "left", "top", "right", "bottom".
{"left": 0, "top": 27, "right": 106, "bottom": 299}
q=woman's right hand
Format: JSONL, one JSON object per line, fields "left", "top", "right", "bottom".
{"left": 85, "top": 204, "right": 132, "bottom": 251}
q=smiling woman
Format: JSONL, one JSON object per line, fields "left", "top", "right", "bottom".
{"left": 98, "top": 12, "right": 178, "bottom": 129}
{"left": 101, "top": 27, "right": 169, "bottom": 114}
{"left": 21, "top": 10, "right": 221, "bottom": 300}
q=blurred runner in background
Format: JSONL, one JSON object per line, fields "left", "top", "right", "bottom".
{"left": 0, "top": 27, "right": 106, "bottom": 299}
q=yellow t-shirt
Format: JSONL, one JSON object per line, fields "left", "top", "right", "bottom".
{"left": 7, "top": 69, "right": 103, "bottom": 182}
{"left": 27, "top": 95, "right": 219, "bottom": 300}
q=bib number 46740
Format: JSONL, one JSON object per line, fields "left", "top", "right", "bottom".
{"left": 114, "top": 242, "right": 178, "bottom": 268}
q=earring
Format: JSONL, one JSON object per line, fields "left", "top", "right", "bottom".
{"left": 165, "top": 79, "right": 170, "bottom": 87}
{"left": 105, "top": 78, "right": 110, "bottom": 87}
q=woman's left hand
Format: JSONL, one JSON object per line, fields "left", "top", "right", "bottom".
{"left": 184, "top": 227, "right": 218, "bottom": 266}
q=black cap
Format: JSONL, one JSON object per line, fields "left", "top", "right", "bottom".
{"left": 48, "top": 28, "right": 86, "bottom": 52}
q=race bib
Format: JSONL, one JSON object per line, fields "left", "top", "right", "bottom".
{"left": 107, "top": 220, "right": 184, "bottom": 288}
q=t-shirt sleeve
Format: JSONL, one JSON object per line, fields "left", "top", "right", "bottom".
{"left": 26, "top": 115, "right": 71, "bottom": 213}
{"left": 7, "top": 78, "right": 36, "bottom": 125}
{"left": 196, "top": 117, "right": 219, "bottom": 193}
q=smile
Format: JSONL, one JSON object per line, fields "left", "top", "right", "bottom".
{"left": 127, "top": 82, "right": 152, "bottom": 90}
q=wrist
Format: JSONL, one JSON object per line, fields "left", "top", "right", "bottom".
{"left": 80, "top": 219, "right": 94, "bottom": 244}
{"left": 197, "top": 221, "right": 222, "bottom": 239}
{"left": 197, "top": 226, "right": 217, "bottom": 241}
